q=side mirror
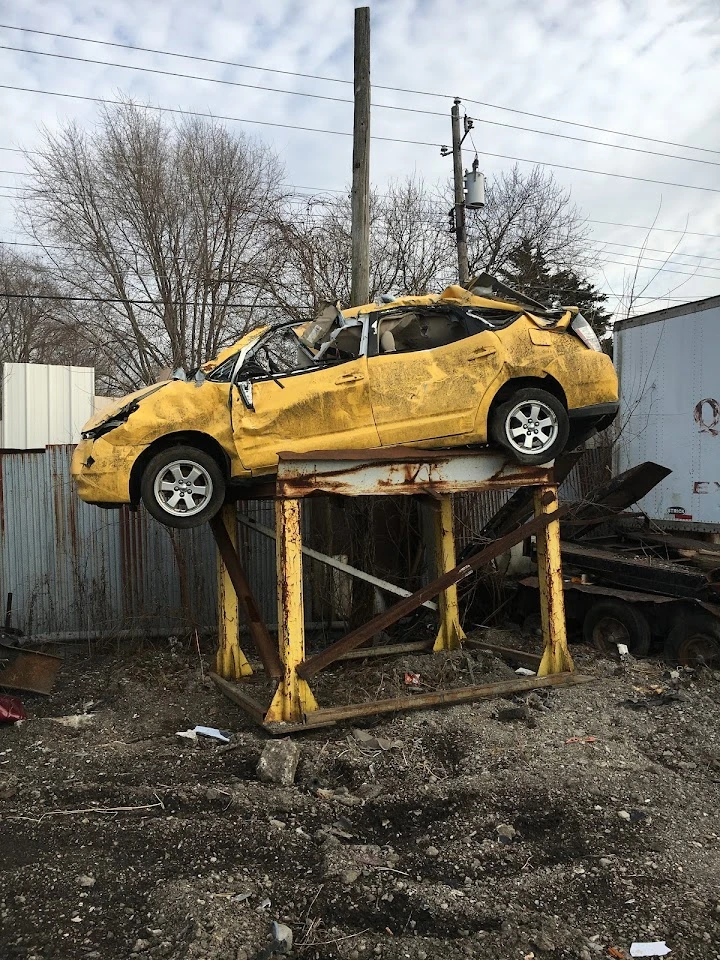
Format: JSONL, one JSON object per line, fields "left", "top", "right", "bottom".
{"left": 238, "top": 380, "right": 254, "bottom": 411}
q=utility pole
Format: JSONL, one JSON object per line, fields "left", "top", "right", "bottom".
{"left": 450, "top": 98, "right": 469, "bottom": 286}
{"left": 350, "top": 6, "right": 371, "bottom": 307}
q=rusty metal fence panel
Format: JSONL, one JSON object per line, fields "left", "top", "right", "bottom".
{"left": 0, "top": 445, "right": 218, "bottom": 636}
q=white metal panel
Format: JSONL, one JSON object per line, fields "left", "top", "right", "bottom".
{"left": 0, "top": 363, "right": 95, "bottom": 448}
{"left": 615, "top": 303, "right": 720, "bottom": 528}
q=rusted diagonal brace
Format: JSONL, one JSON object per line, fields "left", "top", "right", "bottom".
{"left": 209, "top": 514, "right": 283, "bottom": 679}
{"left": 297, "top": 506, "right": 568, "bottom": 680}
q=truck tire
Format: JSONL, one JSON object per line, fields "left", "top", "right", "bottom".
{"left": 664, "top": 612, "right": 720, "bottom": 667}
{"left": 141, "top": 445, "right": 225, "bottom": 529}
{"left": 583, "top": 599, "right": 651, "bottom": 657}
{"left": 491, "top": 387, "right": 569, "bottom": 465}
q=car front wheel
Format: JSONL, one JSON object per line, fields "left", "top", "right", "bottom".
{"left": 141, "top": 445, "right": 225, "bottom": 528}
{"left": 491, "top": 387, "right": 569, "bottom": 465}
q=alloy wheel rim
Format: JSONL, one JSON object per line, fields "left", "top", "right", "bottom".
{"left": 505, "top": 400, "right": 558, "bottom": 455}
{"left": 154, "top": 460, "right": 213, "bottom": 517}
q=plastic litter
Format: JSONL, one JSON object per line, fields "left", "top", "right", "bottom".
{"left": 630, "top": 943, "right": 671, "bottom": 957}
{"left": 0, "top": 694, "right": 25, "bottom": 723}
{"left": 176, "top": 725, "right": 231, "bottom": 743}
{"left": 515, "top": 667, "right": 536, "bottom": 677}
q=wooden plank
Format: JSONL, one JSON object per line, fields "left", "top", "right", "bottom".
{"left": 297, "top": 507, "right": 567, "bottom": 680}
{"left": 210, "top": 672, "right": 269, "bottom": 726}
{"left": 336, "top": 640, "right": 432, "bottom": 661}
{"left": 463, "top": 638, "right": 542, "bottom": 669}
{"left": 237, "top": 513, "right": 437, "bottom": 611}
{"left": 301, "top": 672, "right": 594, "bottom": 726}
{"left": 209, "top": 515, "right": 283, "bottom": 679}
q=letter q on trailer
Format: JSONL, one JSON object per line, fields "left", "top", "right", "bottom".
{"left": 614, "top": 294, "right": 720, "bottom": 532}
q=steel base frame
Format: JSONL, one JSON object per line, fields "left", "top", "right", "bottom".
{"left": 210, "top": 447, "right": 579, "bottom": 733}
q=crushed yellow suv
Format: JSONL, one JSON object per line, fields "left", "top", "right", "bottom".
{"left": 72, "top": 276, "right": 618, "bottom": 528}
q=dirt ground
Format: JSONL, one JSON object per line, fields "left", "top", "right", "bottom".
{"left": 2, "top": 631, "right": 719, "bottom": 960}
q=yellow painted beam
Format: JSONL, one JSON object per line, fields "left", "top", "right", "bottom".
{"left": 215, "top": 503, "right": 253, "bottom": 680}
{"left": 265, "top": 498, "right": 319, "bottom": 723}
{"left": 432, "top": 495, "right": 466, "bottom": 652}
{"left": 534, "top": 485, "right": 573, "bottom": 675}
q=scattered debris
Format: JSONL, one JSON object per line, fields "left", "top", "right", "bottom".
{"left": 75, "top": 875, "right": 96, "bottom": 888}
{"left": 630, "top": 944, "right": 671, "bottom": 958}
{"left": 175, "top": 725, "right": 231, "bottom": 743}
{"left": 0, "top": 772, "right": 19, "bottom": 799}
{"left": 52, "top": 713, "right": 95, "bottom": 729}
{"left": 0, "top": 694, "right": 25, "bottom": 723}
{"left": 271, "top": 921, "right": 293, "bottom": 954}
{"left": 496, "top": 823, "right": 517, "bottom": 843}
{"left": 618, "top": 810, "right": 632, "bottom": 821}
{"left": 515, "top": 667, "right": 536, "bottom": 677}
{"left": 350, "top": 728, "right": 403, "bottom": 751}
{"left": 608, "top": 949, "right": 627, "bottom": 959}
{"left": 404, "top": 671, "right": 421, "bottom": 687}
{"left": 565, "top": 736, "right": 598, "bottom": 745}
{"left": 496, "top": 704, "right": 537, "bottom": 727}
{"left": 257, "top": 739, "right": 300, "bottom": 786}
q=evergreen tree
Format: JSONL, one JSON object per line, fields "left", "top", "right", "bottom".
{"left": 498, "top": 239, "right": 613, "bottom": 341}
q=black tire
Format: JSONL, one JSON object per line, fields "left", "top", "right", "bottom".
{"left": 664, "top": 612, "right": 720, "bottom": 668}
{"left": 583, "top": 599, "right": 651, "bottom": 658}
{"left": 140, "top": 445, "right": 225, "bottom": 529}
{"left": 490, "top": 387, "right": 569, "bottom": 465}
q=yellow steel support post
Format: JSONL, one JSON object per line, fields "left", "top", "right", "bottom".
{"left": 534, "top": 485, "right": 574, "bottom": 675}
{"left": 215, "top": 503, "right": 253, "bottom": 680}
{"left": 265, "top": 498, "right": 319, "bottom": 723}
{"left": 432, "top": 495, "right": 466, "bottom": 652}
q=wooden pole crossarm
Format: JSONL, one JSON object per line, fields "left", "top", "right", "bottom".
{"left": 297, "top": 505, "right": 568, "bottom": 680}
{"left": 209, "top": 514, "right": 283, "bottom": 679}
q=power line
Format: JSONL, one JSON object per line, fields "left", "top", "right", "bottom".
{"left": 2, "top": 42, "right": 718, "bottom": 168}
{"left": 587, "top": 239, "right": 720, "bottom": 265}
{"left": 1, "top": 22, "right": 718, "bottom": 158}
{"left": 1, "top": 83, "right": 719, "bottom": 196}
{"left": 0, "top": 289, "right": 308, "bottom": 309}
{"left": 585, "top": 218, "right": 720, "bottom": 240}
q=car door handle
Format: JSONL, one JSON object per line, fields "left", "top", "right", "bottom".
{"left": 335, "top": 372, "right": 364, "bottom": 384}
{"left": 468, "top": 346, "right": 496, "bottom": 361}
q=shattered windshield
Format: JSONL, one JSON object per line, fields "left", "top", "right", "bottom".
{"left": 242, "top": 316, "right": 364, "bottom": 379}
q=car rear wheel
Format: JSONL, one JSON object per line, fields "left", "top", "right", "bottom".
{"left": 491, "top": 387, "right": 569, "bottom": 465}
{"left": 141, "top": 446, "right": 225, "bottom": 528}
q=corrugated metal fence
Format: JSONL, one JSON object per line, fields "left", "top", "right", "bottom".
{"left": 0, "top": 443, "right": 610, "bottom": 638}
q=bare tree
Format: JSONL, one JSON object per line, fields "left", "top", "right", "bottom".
{"left": 465, "top": 164, "right": 592, "bottom": 279}
{"left": 23, "top": 99, "right": 287, "bottom": 390}
{"left": 267, "top": 177, "right": 453, "bottom": 319}
{"left": 0, "top": 248, "right": 72, "bottom": 364}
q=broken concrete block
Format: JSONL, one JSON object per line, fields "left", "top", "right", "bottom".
{"left": 257, "top": 739, "right": 300, "bottom": 786}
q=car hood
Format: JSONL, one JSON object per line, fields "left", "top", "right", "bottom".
{"left": 81, "top": 382, "right": 170, "bottom": 433}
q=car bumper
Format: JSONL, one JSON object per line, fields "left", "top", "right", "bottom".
{"left": 71, "top": 438, "right": 139, "bottom": 505}
{"left": 568, "top": 401, "right": 619, "bottom": 421}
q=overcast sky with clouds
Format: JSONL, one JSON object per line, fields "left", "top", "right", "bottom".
{"left": 0, "top": 0, "right": 718, "bottom": 314}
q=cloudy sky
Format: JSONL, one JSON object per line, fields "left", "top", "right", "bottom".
{"left": 0, "top": 0, "right": 718, "bottom": 314}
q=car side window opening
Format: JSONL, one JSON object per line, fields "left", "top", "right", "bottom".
{"left": 376, "top": 311, "right": 467, "bottom": 355}
{"left": 241, "top": 317, "right": 365, "bottom": 381}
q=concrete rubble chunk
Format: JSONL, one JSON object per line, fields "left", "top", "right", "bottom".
{"left": 272, "top": 921, "right": 293, "bottom": 954}
{"left": 257, "top": 739, "right": 301, "bottom": 786}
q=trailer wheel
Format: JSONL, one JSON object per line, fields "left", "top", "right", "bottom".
{"left": 583, "top": 599, "right": 651, "bottom": 657}
{"left": 664, "top": 612, "right": 720, "bottom": 667}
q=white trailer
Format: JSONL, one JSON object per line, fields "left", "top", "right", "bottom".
{"left": 614, "top": 294, "right": 720, "bottom": 531}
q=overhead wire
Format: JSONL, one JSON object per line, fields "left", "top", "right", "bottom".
{"left": 1, "top": 42, "right": 718, "bottom": 168}
{"left": 0, "top": 81, "right": 718, "bottom": 195}
{"left": 1, "top": 22, "right": 718, "bottom": 157}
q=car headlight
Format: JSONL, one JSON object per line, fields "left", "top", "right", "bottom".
{"left": 81, "top": 402, "right": 139, "bottom": 440}
{"left": 570, "top": 313, "right": 602, "bottom": 351}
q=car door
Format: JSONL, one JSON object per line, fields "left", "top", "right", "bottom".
{"left": 367, "top": 308, "right": 504, "bottom": 445}
{"left": 231, "top": 320, "right": 380, "bottom": 473}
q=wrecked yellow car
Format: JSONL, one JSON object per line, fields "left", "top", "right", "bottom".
{"left": 72, "top": 277, "right": 618, "bottom": 528}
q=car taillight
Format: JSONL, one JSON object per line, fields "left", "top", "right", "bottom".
{"left": 570, "top": 313, "right": 602, "bottom": 351}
